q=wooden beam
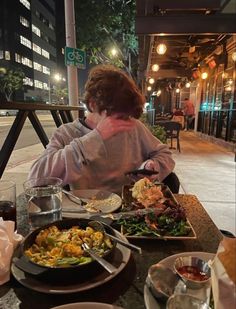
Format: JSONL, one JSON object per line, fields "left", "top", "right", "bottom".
{"left": 136, "top": 14, "right": 236, "bottom": 34}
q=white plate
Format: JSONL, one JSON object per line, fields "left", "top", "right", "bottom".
{"left": 51, "top": 302, "right": 123, "bottom": 309}
{"left": 62, "top": 190, "right": 122, "bottom": 215}
{"left": 144, "top": 251, "right": 215, "bottom": 309}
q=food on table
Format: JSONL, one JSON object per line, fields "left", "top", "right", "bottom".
{"left": 131, "top": 177, "right": 164, "bottom": 208}
{"left": 25, "top": 225, "right": 113, "bottom": 267}
{"left": 119, "top": 178, "right": 191, "bottom": 237}
{"left": 176, "top": 265, "right": 209, "bottom": 281}
{"left": 84, "top": 196, "right": 119, "bottom": 213}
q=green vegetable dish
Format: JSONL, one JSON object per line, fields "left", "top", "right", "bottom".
{"left": 119, "top": 178, "right": 196, "bottom": 239}
{"left": 25, "top": 225, "right": 113, "bottom": 267}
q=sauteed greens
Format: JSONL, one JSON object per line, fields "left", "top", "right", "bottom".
{"left": 25, "top": 225, "right": 113, "bottom": 267}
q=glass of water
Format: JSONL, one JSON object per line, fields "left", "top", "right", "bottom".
{"left": 23, "top": 177, "right": 62, "bottom": 230}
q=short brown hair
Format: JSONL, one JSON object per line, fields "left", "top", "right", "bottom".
{"left": 84, "top": 64, "right": 144, "bottom": 118}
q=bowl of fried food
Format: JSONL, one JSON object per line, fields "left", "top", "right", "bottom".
{"left": 20, "top": 218, "right": 117, "bottom": 278}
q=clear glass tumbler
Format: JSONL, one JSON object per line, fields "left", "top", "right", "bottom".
{"left": 0, "top": 180, "right": 16, "bottom": 227}
{"left": 23, "top": 177, "right": 62, "bottom": 230}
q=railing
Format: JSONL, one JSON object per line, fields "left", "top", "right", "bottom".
{"left": 197, "top": 109, "right": 236, "bottom": 143}
{"left": 0, "top": 101, "right": 85, "bottom": 178}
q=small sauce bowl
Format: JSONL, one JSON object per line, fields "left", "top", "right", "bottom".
{"left": 173, "top": 256, "right": 211, "bottom": 289}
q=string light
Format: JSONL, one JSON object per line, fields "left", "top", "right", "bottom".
{"left": 232, "top": 51, "right": 236, "bottom": 62}
{"left": 185, "top": 82, "right": 191, "bottom": 88}
{"left": 147, "top": 86, "right": 152, "bottom": 91}
{"left": 201, "top": 72, "right": 208, "bottom": 80}
{"left": 151, "top": 64, "right": 160, "bottom": 72}
{"left": 149, "top": 78, "right": 155, "bottom": 84}
{"left": 156, "top": 43, "right": 167, "bottom": 55}
{"left": 176, "top": 88, "right": 180, "bottom": 93}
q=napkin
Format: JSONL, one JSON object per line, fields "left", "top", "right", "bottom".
{"left": 0, "top": 218, "right": 23, "bottom": 285}
{"left": 209, "top": 237, "right": 236, "bottom": 309}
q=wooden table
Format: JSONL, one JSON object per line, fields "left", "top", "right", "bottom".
{"left": 0, "top": 102, "right": 85, "bottom": 178}
{"left": 0, "top": 194, "right": 223, "bottom": 309}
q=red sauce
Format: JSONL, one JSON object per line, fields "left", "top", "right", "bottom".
{"left": 177, "top": 266, "right": 209, "bottom": 281}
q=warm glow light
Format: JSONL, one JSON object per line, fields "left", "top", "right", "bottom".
{"left": 185, "top": 82, "right": 191, "bottom": 88}
{"left": 54, "top": 73, "right": 61, "bottom": 81}
{"left": 152, "top": 64, "right": 160, "bottom": 72}
{"left": 147, "top": 86, "right": 152, "bottom": 91}
{"left": 225, "top": 86, "right": 232, "bottom": 91}
{"left": 201, "top": 72, "right": 208, "bottom": 80}
{"left": 110, "top": 48, "right": 118, "bottom": 56}
{"left": 157, "top": 89, "right": 161, "bottom": 96}
{"left": 149, "top": 78, "right": 155, "bottom": 84}
{"left": 156, "top": 43, "right": 167, "bottom": 55}
{"left": 232, "top": 51, "right": 236, "bottom": 62}
{"left": 176, "top": 88, "right": 180, "bottom": 93}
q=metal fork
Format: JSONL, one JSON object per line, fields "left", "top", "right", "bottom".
{"left": 81, "top": 243, "right": 117, "bottom": 274}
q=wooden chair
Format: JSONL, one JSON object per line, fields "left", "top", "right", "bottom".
{"left": 158, "top": 121, "right": 182, "bottom": 152}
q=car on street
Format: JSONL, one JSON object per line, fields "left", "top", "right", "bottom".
{"left": 0, "top": 109, "right": 18, "bottom": 116}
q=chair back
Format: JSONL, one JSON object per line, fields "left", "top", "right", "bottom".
{"left": 172, "top": 115, "right": 184, "bottom": 129}
{"left": 158, "top": 121, "right": 182, "bottom": 135}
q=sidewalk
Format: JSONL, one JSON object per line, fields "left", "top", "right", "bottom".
{"left": 2, "top": 131, "right": 236, "bottom": 235}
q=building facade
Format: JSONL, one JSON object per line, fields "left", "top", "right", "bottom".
{"left": 0, "top": 0, "right": 63, "bottom": 102}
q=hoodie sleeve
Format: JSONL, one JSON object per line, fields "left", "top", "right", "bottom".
{"left": 28, "top": 124, "right": 107, "bottom": 185}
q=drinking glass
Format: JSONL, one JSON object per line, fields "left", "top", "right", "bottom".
{"left": 23, "top": 177, "right": 62, "bottom": 230}
{"left": 0, "top": 180, "right": 16, "bottom": 225}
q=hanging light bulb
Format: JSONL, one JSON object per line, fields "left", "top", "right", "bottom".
{"left": 151, "top": 64, "right": 160, "bottom": 72}
{"left": 147, "top": 86, "right": 152, "bottom": 91}
{"left": 156, "top": 43, "right": 167, "bottom": 55}
{"left": 176, "top": 88, "right": 180, "bottom": 93}
{"left": 201, "top": 72, "right": 208, "bottom": 80}
{"left": 185, "top": 82, "right": 191, "bottom": 88}
{"left": 232, "top": 51, "right": 236, "bottom": 62}
{"left": 149, "top": 78, "right": 155, "bottom": 84}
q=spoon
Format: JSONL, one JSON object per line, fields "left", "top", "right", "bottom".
{"left": 89, "top": 220, "right": 142, "bottom": 254}
{"left": 81, "top": 242, "right": 117, "bottom": 274}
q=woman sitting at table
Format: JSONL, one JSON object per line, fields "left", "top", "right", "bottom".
{"left": 28, "top": 64, "right": 176, "bottom": 195}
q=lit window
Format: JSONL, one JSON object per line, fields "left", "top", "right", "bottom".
{"left": 32, "top": 24, "right": 41, "bottom": 37}
{"left": 23, "top": 77, "right": 33, "bottom": 86}
{"left": 19, "top": 0, "right": 30, "bottom": 10}
{"left": 33, "top": 62, "right": 42, "bottom": 72}
{"left": 20, "top": 35, "right": 32, "bottom": 49}
{"left": 49, "top": 23, "right": 54, "bottom": 30}
{"left": 20, "top": 16, "right": 29, "bottom": 27}
{"left": 5, "top": 51, "right": 10, "bottom": 60}
{"left": 34, "top": 80, "right": 43, "bottom": 89}
{"left": 43, "top": 83, "right": 48, "bottom": 90}
{"left": 33, "top": 43, "right": 41, "bottom": 54}
{"left": 22, "top": 57, "right": 32, "bottom": 67}
{"left": 15, "top": 53, "right": 21, "bottom": 63}
{"left": 42, "top": 49, "right": 49, "bottom": 59}
{"left": 43, "top": 66, "right": 50, "bottom": 75}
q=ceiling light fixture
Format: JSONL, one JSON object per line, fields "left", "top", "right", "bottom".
{"left": 149, "top": 78, "right": 155, "bottom": 84}
{"left": 151, "top": 64, "right": 160, "bottom": 72}
{"left": 156, "top": 43, "right": 167, "bottom": 55}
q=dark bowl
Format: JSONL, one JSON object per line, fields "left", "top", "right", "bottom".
{"left": 20, "top": 218, "right": 117, "bottom": 279}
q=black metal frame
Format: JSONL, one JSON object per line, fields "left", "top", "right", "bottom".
{"left": 0, "top": 102, "right": 85, "bottom": 178}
